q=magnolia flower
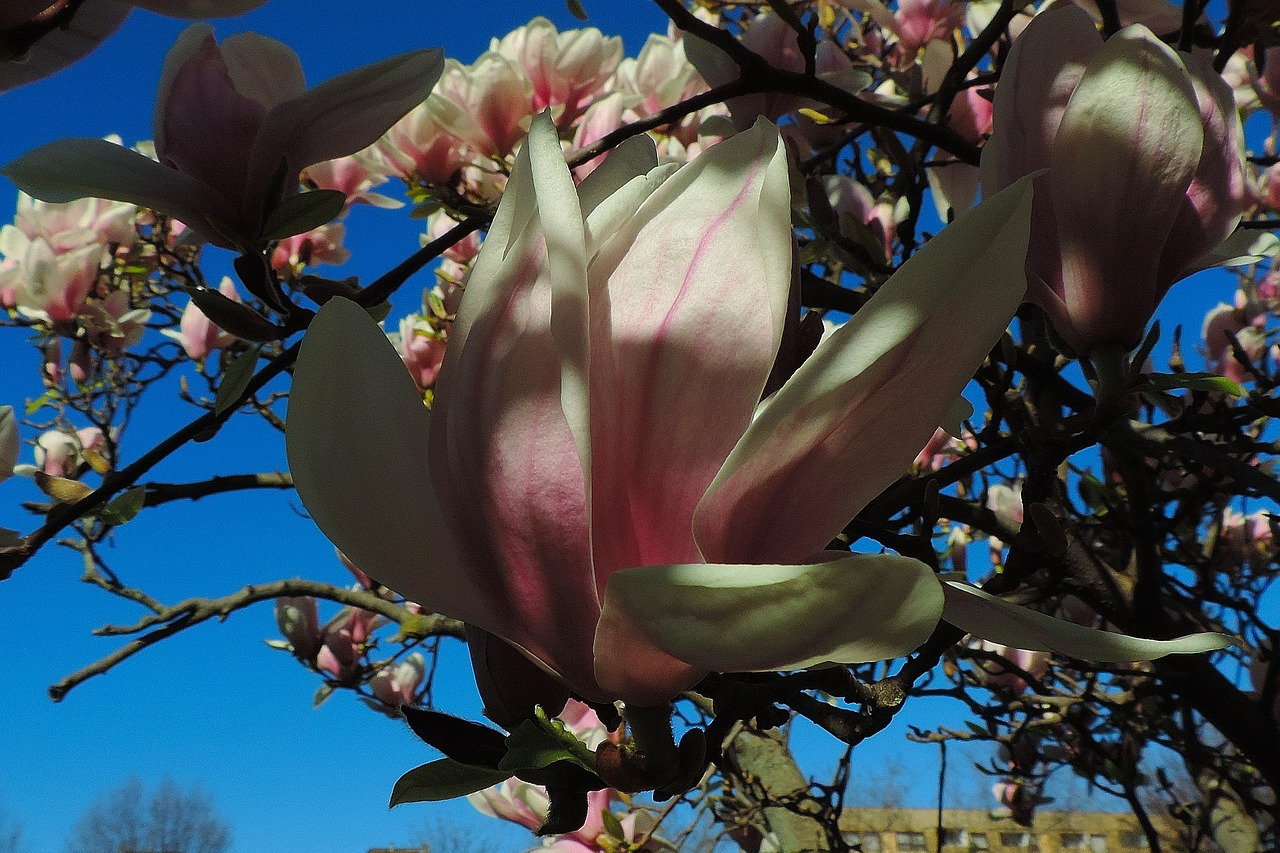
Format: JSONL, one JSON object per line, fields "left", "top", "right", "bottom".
{"left": 316, "top": 606, "right": 380, "bottom": 683}
{"left": 79, "top": 289, "right": 150, "bottom": 358}
{"left": 3, "top": 24, "right": 444, "bottom": 251}
{"left": 490, "top": 17, "right": 623, "bottom": 127}
{"left": 162, "top": 275, "right": 240, "bottom": 361}
{"left": 1201, "top": 289, "right": 1268, "bottom": 384}
{"left": 369, "top": 652, "right": 425, "bottom": 707}
{"left": 0, "top": 0, "right": 268, "bottom": 92}
{"left": 982, "top": 6, "right": 1246, "bottom": 354}
{"left": 288, "top": 116, "right": 1230, "bottom": 707}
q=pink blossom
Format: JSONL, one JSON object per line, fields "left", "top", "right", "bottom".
{"left": 79, "top": 289, "right": 150, "bottom": 358}
{"left": 893, "top": 0, "right": 965, "bottom": 59}
{"left": 490, "top": 17, "right": 622, "bottom": 127}
{"left": 162, "top": 275, "right": 240, "bottom": 361}
{"left": 983, "top": 6, "right": 1246, "bottom": 354}
{"left": 270, "top": 223, "right": 349, "bottom": 278}
{"left": 431, "top": 54, "right": 533, "bottom": 161}
{"left": 1201, "top": 286, "right": 1268, "bottom": 384}
{"left": 0, "top": 237, "right": 103, "bottom": 323}
{"left": 316, "top": 606, "right": 381, "bottom": 682}
{"left": 369, "top": 652, "right": 425, "bottom": 707}
{"left": 291, "top": 115, "right": 1224, "bottom": 707}
{"left": 32, "top": 426, "right": 104, "bottom": 478}
{"left": 301, "top": 153, "right": 401, "bottom": 210}
{"left": 393, "top": 314, "right": 447, "bottom": 393}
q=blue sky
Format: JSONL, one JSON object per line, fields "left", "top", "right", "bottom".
{"left": 0, "top": 1, "right": 1265, "bottom": 851}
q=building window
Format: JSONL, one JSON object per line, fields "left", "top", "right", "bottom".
{"left": 971, "top": 833, "right": 991, "bottom": 851}
{"left": 1119, "top": 831, "right": 1149, "bottom": 849}
{"left": 1088, "top": 834, "right": 1109, "bottom": 853}
{"left": 843, "top": 831, "right": 883, "bottom": 852}
{"left": 896, "top": 831, "right": 928, "bottom": 851}
{"left": 1061, "top": 833, "right": 1087, "bottom": 849}
{"left": 1000, "top": 832, "right": 1028, "bottom": 848}
{"left": 941, "top": 828, "right": 966, "bottom": 847}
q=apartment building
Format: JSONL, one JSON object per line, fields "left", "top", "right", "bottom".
{"left": 840, "top": 807, "right": 1186, "bottom": 853}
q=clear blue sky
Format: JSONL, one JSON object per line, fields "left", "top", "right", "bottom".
{"left": 0, "top": 2, "right": 1263, "bottom": 851}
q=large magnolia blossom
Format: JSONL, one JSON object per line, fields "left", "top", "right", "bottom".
{"left": 0, "top": 0, "right": 268, "bottom": 92}
{"left": 287, "top": 116, "right": 1229, "bottom": 707}
{"left": 982, "top": 6, "right": 1245, "bottom": 354}
{"left": 3, "top": 24, "right": 443, "bottom": 251}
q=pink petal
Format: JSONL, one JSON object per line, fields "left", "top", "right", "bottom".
{"left": 695, "top": 178, "right": 1032, "bottom": 564}
{"left": 1050, "top": 25, "right": 1203, "bottom": 350}
{"left": 427, "top": 113, "right": 604, "bottom": 700}
{"left": 586, "top": 118, "right": 792, "bottom": 580}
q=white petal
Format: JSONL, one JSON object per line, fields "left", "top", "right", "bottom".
{"left": 285, "top": 298, "right": 493, "bottom": 626}
{"left": 942, "top": 581, "right": 1235, "bottom": 660}
{"left": 601, "top": 555, "right": 944, "bottom": 672}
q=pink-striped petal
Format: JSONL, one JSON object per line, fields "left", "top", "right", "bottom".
{"left": 585, "top": 118, "right": 792, "bottom": 581}
{"left": 695, "top": 177, "right": 1033, "bottom": 565}
{"left": 427, "top": 113, "right": 605, "bottom": 700}
{"left": 1050, "top": 25, "right": 1203, "bottom": 350}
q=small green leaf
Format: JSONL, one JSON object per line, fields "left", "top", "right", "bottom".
{"left": 215, "top": 346, "right": 260, "bottom": 416}
{"left": 98, "top": 486, "right": 146, "bottom": 526}
{"left": 34, "top": 471, "right": 94, "bottom": 503}
{"left": 313, "top": 683, "right": 333, "bottom": 708}
{"left": 25, "top": 391, "right": 55, "bottom": 416}
{"left": 261, "top": 189, "right": 347, "bottom": 241}
{"left": 264, "top": 639, "right": 292, "bottom": 651}
{"left": 1144, "top": 372, "right": 1244, "bottom": 397}
{"left": 389, "top": 759, "right": 510, "bottom": 806}
{"left": 566, "top": 0, "right": 588, "bottom": 19}
{"left": 408, "top": 200, "right": 442, "bottom": 219}
{"left": 601, "top": 808, "right": 626, "bottom": 841}
{"left": 499, "top": 720, "right": 594, "bottom": 773}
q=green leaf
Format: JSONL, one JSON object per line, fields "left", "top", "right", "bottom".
{"left": 261, "top": 189, "right": 347, "bottom": 241}
{"left": 1144, "top": 371, "right": 1244, "bottom": 397}
{"left": 566, "top": 0, "right": 588, "bottom": 19}
{"left": 389, "top": 759, "right": 511, "bottom": 807}
{"left": 600, "top": 808, "right": 626, "bottom": 841}
{"left": 400, "top": 706, "right": 507, "bottom": 768}
{"left": 98, "top": 486, "right": 146, "bottom": 526}
{"left": 25, "top": 391, "right": 55, "bottom": 416}
{"left": 187, "top": 287, "right": 282, "bottom": 343}
{"left": 264, "top": 639, "right": 292, "bottom": 651}
{"left": 313, "top": 683, "right": 333, "bottom": 708}
{"left": 215, "top": 346, "right": 260, "bottom": 416}
{"left": 499, "top": 720, "right": 594, "bottom": 774}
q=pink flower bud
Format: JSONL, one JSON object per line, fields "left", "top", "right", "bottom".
{"left": 274, "top": 596, "right": 321, "bottom": 660}
{"left": 369, "top": 653, "right": 425, "bottom": 707}
{"left": 983, "top": 7, "right": 1246, "bottom": 354}
{"left": 163, "top": 276, "right": 240, "bottom": 362}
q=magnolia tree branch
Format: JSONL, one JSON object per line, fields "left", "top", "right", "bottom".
{"left": 142, "top": 473, "right": 293, "bottom": 508}
{"left": 49, "top": 577, "right": 465, "bottom": 702}
{"left": 651, "top": 0, "right": 983, "bottom": 164}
